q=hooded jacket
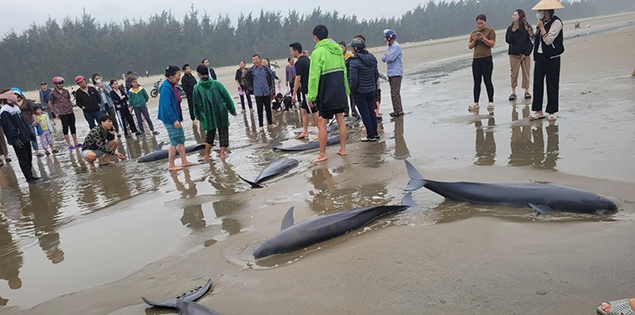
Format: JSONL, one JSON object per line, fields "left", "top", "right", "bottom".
{"left": 0, "top": 103, "right": 35, "bottom": 146}
{"left": 128, "top": 87, "right": 149, "bottom": 108}
{"left": 348, "top": 51, "right": 380, "bottom": 95}
{"left": 157, "top": 79, "right": 182, "bottom": 124}
{"left": 308, "top": 38, "right": 350, "bottom": 111}
{"left": 192, "top": 77, "right": 236, "bottom": 131}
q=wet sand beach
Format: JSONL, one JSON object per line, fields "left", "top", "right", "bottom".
{"left": 1, "top": 12, "right": 635, "bottom": 315}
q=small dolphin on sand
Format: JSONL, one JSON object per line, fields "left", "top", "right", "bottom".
{"left": 238, "top": 158, "right": 299, "bottom": 188}
{"left": 272, "top": 134, "right": 349, "bottom": 152}
{"left": 142, "top": 279, "right": 222, "bottom": 315}
{"left": 138, "top": 142, "right": 205, "bottom": 163}
{"left": 403, "top": 160, "right": 617, "bottom": 214}
{"left": 253, "top": 193, "right": 414, "bottom": 258}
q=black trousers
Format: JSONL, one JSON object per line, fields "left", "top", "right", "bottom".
{"left": 185, "top": 92, "right": 195, "bottom": 121}
{"left": 206, "top": 128, "right": 229, "bottom": 148}
{"left": 472, "top": 56, "right": 494, "bottom": 103}
{"left": 255, "top": 95, "right": 273, "bottom": 127}
{"left": 532, "top": 55, "right": 561, "bottom": 114}
{"left": 13, "top": 142, "right": 34, "bottom": 181}
{"left": 119, "top": 107, "right": 138, "bottom": 135}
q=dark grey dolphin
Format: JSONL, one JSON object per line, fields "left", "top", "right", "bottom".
{"left": 238, "top": 158, "right": 299, "bottom": 188}
{"left": 272, "top": 134, "right": 349, "bottom": 152}
{"left": 253, "top": 193, "right": 414, "bottom": 258}
{"left": 142, "top": 279, "right": 222, "bottom": 315}
{"left": 404, "top": 160, "right": 617, "bottom": 214}
{"left": 138, "top": 142, "right": 206, "bottom": 163}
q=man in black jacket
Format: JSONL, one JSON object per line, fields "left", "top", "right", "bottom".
{"left": 0, "top": 90, "right": 41, "bottom": 183}
{"left": 181, "top": 64, "right": 198, "bottom": 123}
{"left": 74, "top": 75, "right": 102, "bottom": 129}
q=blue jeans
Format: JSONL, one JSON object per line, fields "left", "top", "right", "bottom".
{"left": 354, "top": 92, "right": 378, "bottom": 139}
{"left": 134, "top": 106, "right": 154, "bottom": 134}
{"left": 29, "top": 125, "right": 39, "bottom": 151}
{"left": 83, "top": 111, "right": 102, "bottom": 129}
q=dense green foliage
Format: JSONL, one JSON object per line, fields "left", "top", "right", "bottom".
{"left": 1, "top": 0, "right": 633, "bottom": 89}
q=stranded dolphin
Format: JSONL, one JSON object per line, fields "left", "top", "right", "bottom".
{"left": 403, "top": 160, "right": 617, "bottom": 214}
{"left": 138, "top": 142, "right": 206, "bottom": 163}
{"left": 326, "top": 115, "right": 361, "bottom": 133}
{"left": 142, "top": 279, "right": 222, "bottom": 315}
{"left": 238, "top": 158, "right": 299, "bottom": 188}
{"left": 272, "top": 134, "right": 349, "bottom": 152}
{"left": 253, "top": 193, "right": 414, "bottom": 258}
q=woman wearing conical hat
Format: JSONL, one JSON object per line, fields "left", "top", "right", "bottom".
{"left": 528, "top": 0, "right": 564, "bottom": 121}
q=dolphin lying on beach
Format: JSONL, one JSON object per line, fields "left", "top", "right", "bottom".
{"left": 138, "top": 142, "right": 206, "bottom": 163}
{"left": 238, "top": 158, "right": 299, "bottom": 188}
{"left": 253, "top": 193, "right": 414, "bottom": 258}
{"left": 272, "top": 134, "right": 349, "bottom": 152}
{"left": 326, "top": 115, "right": 361, "bottom": 133}
{"left": 403, "top": 160, "right": 617, "bottom": 214}
{"left": 142, "top": 279, "right": 222, "bottom": 315}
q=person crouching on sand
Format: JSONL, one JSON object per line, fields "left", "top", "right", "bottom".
{"left": 158, "top": 65, "right": 195, "bottom": 171}
{"left": 81, "top": 115, "right": 125, "bottom": 170}
{"left": 193, "top": 64, "right": 237, "bottom": 160}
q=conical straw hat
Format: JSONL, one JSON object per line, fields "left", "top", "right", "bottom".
{"left": 532, "top": 0, "right": 564, "bottom": 10}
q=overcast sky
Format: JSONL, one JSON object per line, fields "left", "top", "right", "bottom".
{"left": 1, "top": 0, "right": 427, "bottom": 36}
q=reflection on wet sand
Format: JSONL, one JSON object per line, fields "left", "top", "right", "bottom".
{"left": 474, "top": 116, "right": 496, "bottom": 165}
{"left": 509, "top": 105, "right": 560, "bottom": 169}
{"left": 393, "top": 117, "right": 410, "bottom": 160}
{"left": 170, "top": 170, "right": 207, "bottom": 229}
{"left": 0, "top": 214, "right": 23, "bottom": 306}
{"left": 212, "top": 200, "right": 243, "bottom": 235}
{"left": 23, "top": 183, "right": 66, "bottom": 264}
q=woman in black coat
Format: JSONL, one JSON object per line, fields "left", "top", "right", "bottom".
{"left": 505, "top": 9, "right": 533, "bottom": 101}
{"left": 109, "top": 80, "right": 138, "bottom": 138}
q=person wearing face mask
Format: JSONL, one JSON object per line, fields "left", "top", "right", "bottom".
{"left": 92, "top": 73, "right": 120, "bottom": 136}
{"left": 0, "top": 89, "right": 41, "bottom": 183}
{"left": 528, "top": 0, "right": 565, "bottom": 121}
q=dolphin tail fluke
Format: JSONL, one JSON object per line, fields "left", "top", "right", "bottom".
{"left": 404, "top": 160, "right": 427, "bottom": 191}
{"left": 238, "top": 174, "right": 263, "bottom": 189}
{"left": 401, "top": 192, "right": 417, "bottom": 208}
{"left": 141, "top": 279, "right": 212, "bottom": 308}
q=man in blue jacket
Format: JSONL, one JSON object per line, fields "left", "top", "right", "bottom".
{"left": 382, "top": 29, "right": 404, "bottom": 117}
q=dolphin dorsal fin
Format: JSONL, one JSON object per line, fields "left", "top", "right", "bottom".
{"left": 154, "top": 141, "right": 165, "bottom": 151}
{"left": 281, "top": 207, "right": 294, "bottom": 230}
{"left": 529, "top": 203, "right": 553, "bottom": 215}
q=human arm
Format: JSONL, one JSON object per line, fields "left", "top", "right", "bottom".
{"left": 158, "top": 84, "right": 180, "bottom": 124}
{"left": 141, "top": 89, "right": 149, "bottom": 103}
{"left": 540, "top": 19, "right": 562, "bottom": 46}
{"left": 468, "top": 31, "right": 478, "bottom": 49}
{"left": 505, "top": 28, "right": 514, "bottom": 45}
{"left": 292, "top": 75, "right": 301, "bottom": 104}
{"left": 382, "top": 44, "right": 402, "bottom": 63}
{"left": 192, "top": 86, "right": 201, "bottom": 120}
{"left": 347, "top": 60, "right": 358, "bottom": 95}
{"left": 307, "top": 50, "right": 323, "bottom": 103}
{"left": 480, "top": 30, "right": 496, "bottom": 48}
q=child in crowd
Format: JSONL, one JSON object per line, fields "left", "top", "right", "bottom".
{"left": 34, "top": 106, "right": 58, "bottom": 155}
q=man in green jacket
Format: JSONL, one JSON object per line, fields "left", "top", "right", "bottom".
{"left": 193, "top": 64, "right": 237, "bottom": 160}
{"left": 307, "top": 24, "right": 350, "bottom": 162}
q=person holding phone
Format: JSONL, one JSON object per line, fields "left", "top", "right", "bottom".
{"left": 468, "top": 14, "right": 496, "bottom": 112}
{"left": 506, "top": 9, "right": 533, "bottom": 101}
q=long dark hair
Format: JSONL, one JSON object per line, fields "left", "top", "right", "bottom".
{"left": 509, "top": 9, "right": 527, "bottom": 30}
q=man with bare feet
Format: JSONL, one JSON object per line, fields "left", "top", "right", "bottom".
{"left": 597, "top": 298, "right": 635, "bottom": 315}
{"left": 290, "top": 41, "right": 318, "bottom": 140}
{"left": 158, "top": 65, "right": 196, "bottom": 171}
{"left": 307, "top": 25, "right": 349, "bottom": 162}
{"left": 193, "top": 64, "right": 237, "bottom": 160}
{"left": 81, "top": 115, "right": 125, "bottom": 170}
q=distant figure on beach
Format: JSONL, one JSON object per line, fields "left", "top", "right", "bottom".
{"left": 202, "top": 59, "right": 218, "bottom": 80}
{"left": 468, "top": 14, "right": 496, "bottom": 112}
{"left": 382, "top": 29, "right": 405, "bottom": 117}
{"left": 307, "top": 24, "right": 349, "bottom": 162}
{"left": 81, "top": 115, "right": 125, "bottom": 170}
{"left": 158, "top": 65, "right": 195, "bottom": 171}
{"left": 34, "top": 106, "right": 57, "bottom": 155}
{"left": 128, "top": 78, "right": 158, "bottom": 137}
{"left": 48, "top": 76, "right": 81, "bottom": 149}
{"left": 506, "top": 9, "right": 533, "bottom": 101}
{"left": 38, "top": 82, "right": 53, "bottom": 119}
{"left": 109, "top": 80, "right": 138, "bottom": 138}
{"left": 74, "top": 75, "right": 102, "bottom": 130}
{"left": 574, "top": 21, "right": 580, "bottom": 29}
{"left": 340, "top": 40, "right": 358, "bottom": 118}
{"left": 0, "top": 90, "right": 40, "bottom": 183}
{"left": 348, "top": 36, "right": 379, "bottom": 142}
{"left": 290, "top": 41, "right": 318, "bottom": 140}
{"left": 235, "top": 61, "right": 253, "bottom": 112}
{"left": 245, "top": 54, "right": 276, "bottom": 131}
{"left": 528, "top": 0, "right": 565, "bottom": 121}
{"left": 193, "top": 64, "right": 237, "bottom": 160}
{"left": 180, "top": 64, "right": 198, "bottom": 123}
{"left": 285, "top": 57, "right": 295, "bottom": 96}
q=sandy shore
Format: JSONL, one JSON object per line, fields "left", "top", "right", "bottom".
{"left": 3, "top": 12, "right": 635, "bottom": 315}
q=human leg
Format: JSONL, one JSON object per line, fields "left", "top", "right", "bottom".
{"left": 355, "top": 92, "right": 375, "bottom": 140}
{"left": 482, "top": 56, "right": 494, "bottom": 104}
{"left": 334, "top": 112, "right": 347, "bottom": 155}
{"left": 315, "top": 116, "right": 328, "bottom": 162}
{"left": 545, "top": 57, "right": 561, "bottom": 114}
{"left": 472, "top": 59, "right": 483, "bottom": 104}
{"left": 255, "top": 96, "right": 265, "bottom": 128}
{"left": 388, "top": 76, "right": 403, "bottom": 114}
{"left": 186, "top": 93, "right": 195, "bottom": 121}
{"left": 263, "top": 95, "right": 275, "bottom": 127}
{"left": 203, "top": 129, "right": 216, "bottom": 160}
{"left": 521, "top": 55, "right": 531, "bottom": 93}
{"left": 532, "top": 59, "right": 547, "bottom": 114}
{"left": 218, "top": 127, "right": 229, "bottom": 159}
{"left": 509, "top": 55, "right": 521, "bottom": 96}
{"left": 134, "top": 108, "right": 145, "bottom": 134}
{"left": 83, "top": 112, "right": 96, "bottom": 129}
{"left": 141, "top": 106, "right": 156, "bottom": 133}
{"left": 14, "top": 142, "right": 34, "bottom": 181}
{"left": 30, "top": 125, "right": 40, "bottom": 155}
{"left": 239, "top": 94, "right": 246, "bottom": 111}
